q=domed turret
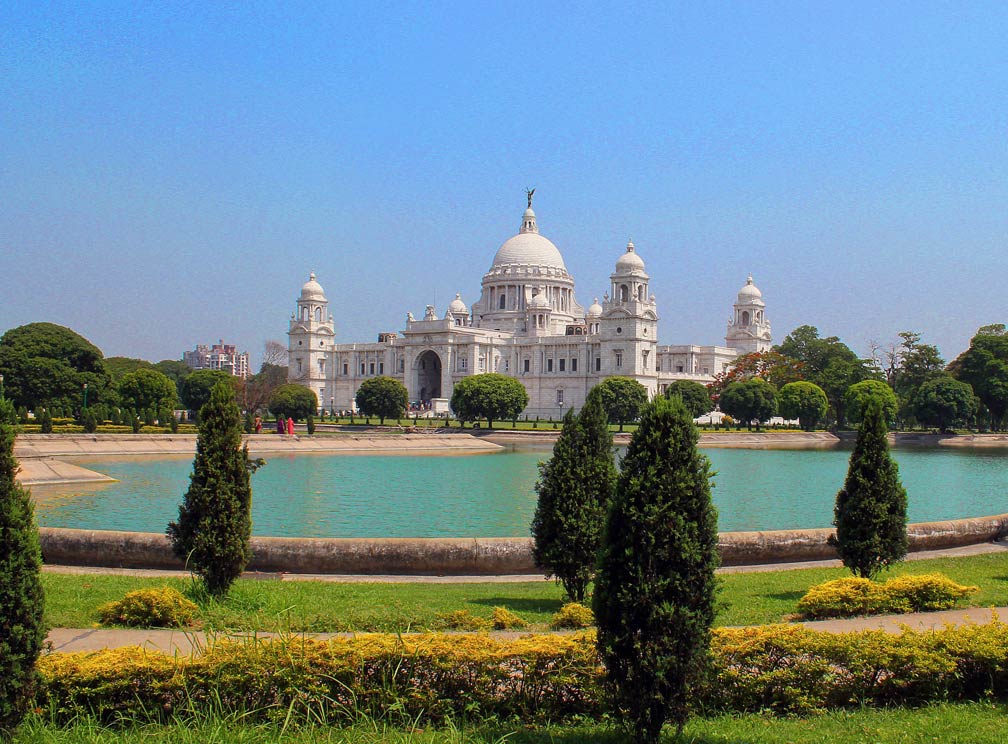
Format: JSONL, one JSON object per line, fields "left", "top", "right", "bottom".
{"left": 726, "top": 274, "right": 771, "bottom": 354}
{"left": 529, "top": 292, "right": 550, "bottom": 309}
{"left": 615, "top": 240, "right": 646, "bottom": 273}
{"left": 300, "top": 272, "right": 327, "bottom": 301}
{"left": 737, "top": 274, "right": 763, "bottom": 303}
{"left": 448, "top": 293, "right": 468, "bottom": 314}
{"left": 586, "top": 297, "right": 603, "bottom": 317}
{"left": 490, "top": 207, "right": 567, "bottom": 271}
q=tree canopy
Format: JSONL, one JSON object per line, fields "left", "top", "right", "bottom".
{"left": 355, "top": 376, "right": 408, "bottom": 424}
{"left": 104, "top": 356, "right": 156, "bottom": 383}
{"left": 778, "top": 381, "right": 828, "bottom": 430}
{"left": 588, "top": 376, "right": 648, "bottom": 431}
{"left": 268, "top": 384, "right": 318, "bottom": 422}
{"left": 718, "top": 378, "right": 778, "bottom": 430}
{"left": 663, "top": 379, "right": 713, "bottom": 418}
{"left": 117, "top": 368, "right": 178, "bottom": 412}
{"left": 911, "top": 376, "right": 978, "bottom": 431}
{"left": 843, "top": 379, "right": 899, "bottom": 425}
{"left": 449, "top": 373, "right": 528, "bottom": 427}
{"left": 949, "top": 328, "right": 1008, "bottom": 430}
{"left": 180, "top": 369, "right": 233, "bottom": 413}
{"left": 0, "top": 322, "right": 109, "bottom": 411}
{"left": 708, "top": 350, "right": 803, "bottom": 400}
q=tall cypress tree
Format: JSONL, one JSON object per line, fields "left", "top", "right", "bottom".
{"left": 830, "top": 397, "right": 908, "bottom": 578}
{"left": 168, "top": 381, "right": 252, "bottom": 597}
{"left": 530, "top": 393, "right": 616, "bottom": 602}
{"left": 0, "top": 423, "right": 46, "bottom": 735}
{"left": 593, "top": 396, "right": 719, "bottom": 743}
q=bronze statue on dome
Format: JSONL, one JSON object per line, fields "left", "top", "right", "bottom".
{"left": 526, "top": 187, "right": 535, "bottom": 208}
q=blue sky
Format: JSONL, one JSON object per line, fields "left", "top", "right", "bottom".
{"left": 2, "top": 2, "right": 1005, "bottom": 366}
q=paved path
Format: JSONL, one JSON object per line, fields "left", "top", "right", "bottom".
{"left": 47, "top": 605, "right": 1008, "bottom": 655}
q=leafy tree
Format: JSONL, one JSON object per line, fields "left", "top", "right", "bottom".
{"left": 0, "top": 423, "right": 46, "bottom": 736}
{"left": 0, "top": 399, "right": 16, "bottom": 427}
{"left": 450, "top": 373, "right": 528, "bottom": 428}
{"left": 594, "top": 396, "right": 718, "bottom": 743}
{"left": 241, "top": 362, "right": 289, "bottom": 414}
{"left": 911, "top": 376, "right": 978, "bottom": 432}
{"left": 355, "top": 376, "right": 409, "bottom": 424}
{"left": 949, "top": 328, "right": 1008, "bottom": 430}
{"left": 0, "top": 323, "right": 110, "bottom": 412}
{"left": 829, "top": 398, "right": 908, "bottom": 579}
{"left": 104, "top": 356, "right": 155, "bottom": 383}
{"left": 778, "top": 381, "right": 828, "bottom": 430}
{"left": 268, "top": 384, "right": 318, "bottom": 422}
{"left": 708, "top": 350, "right": 803, "bottom": 401}
{"left": 167, "top": 382, "right": 252, "bottom": 597}
{"left": 663, "top": 380, "right": 713, "bottom": 418}
{"left": 154, "top": 359, "right": 192, "bottom": 388}
{"left": 180, "top": 369, "right": 232, "bottom": 414}
{"left": 775, "top": 325, "right": 877, "bottom": 426}
{"left": 588, "top": 376, "right": 648, "bottom": 431}
{"left": 117, "top": 368, "right": 178, "bottom": 413}
{"left": 80, "top": 408, "right": 98, "bottom": 433}
{"left": 531, "top": 393, "right": 616, "bottom": 603}
{"left": 718, "top": 378, "right": 777, "bottom": 430}
{"left": 37, "top": 409, "right": 52, "bottom": 433}
{"left": 844, "top": 379, "right": 899, "bottom": 425}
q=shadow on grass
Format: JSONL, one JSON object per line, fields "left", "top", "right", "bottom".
{"left": 474, "top": 726, "right": 732, "bottom": 743}
{"left": 766, "top": 590, "right": 804, "bottom": 602}
{"left": 469, "top": 597, "right": 566, "bottom": 614}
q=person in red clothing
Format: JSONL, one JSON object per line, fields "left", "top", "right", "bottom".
{"left": 286, "top": 416, "right": 294, "bottom": 436}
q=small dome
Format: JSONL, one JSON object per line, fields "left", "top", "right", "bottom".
{"left": 586, "top": 298, "right": 603, "bottom": 317}
{"left": 490, "top": 207, "right": 568, "bottom": 271}
{"left": 615, "top": 240, "right": 646, "bottom": 273}
{"left": 300, "top": 272, "right": 326, "bottom": 301}
{"left": 529, "top": 292, "right": 550, "bottom": 309}
{"left": 448, "top": 293, "right": 468, "bottom": 314}
{"left": 737, "top": 274, "right": 763, "bottom": 302}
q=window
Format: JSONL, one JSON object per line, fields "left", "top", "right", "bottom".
{"left": 399, "top": 359, "right": 404, "bottom": 372}
{"left": 556, "top": 389, "right": 564, "bottom": 405}
{"left": 642, "top": 350, "right": 649, "bottom": 370}
{"left": 369, "top": 362, "right": 375, "bottom": 375}
{"left": 571, "top": 357, "right": 577, "bottom": 372}
{"left": 523, "top": 359, "right": 530, "bottom": 373}
{"left": 318, "top": 359, "right": 325, "bottom": 375}
{"left": 615, "top": 352, "right": 623, "bottom": 368}
{"left": 703, "top": 367, "right": 709, "bottom": 375}
{"left": 379, "top": 362, "right": 384, "bottom": 374}
{"left": 296, "top": 359, "right": 302, "bottom": 374}
{"left": 499, "top": 295, "right": 506, "bottom": 309}
{"left": 559, "top": 358, "right": 565, "bottom": 372}
{"left": 460, "top": 357, "right": 467, "bottom": 370}
{"left": 343, "top": 363, "right": 348, "bottom": 375}
{"left": 595, "top": 357, "right": 601, "bottom": 372}
{"left": 504, "top": 359, "right": 509, "bottom": 372}
{"left": 360, "top": 363, "right": 365, "bottom": 375}
{"left": 547, "top": 359, "right": 553, "bottom": 372}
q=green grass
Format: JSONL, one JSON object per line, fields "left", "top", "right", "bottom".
{"left": 42, "top": 550, "right": 1008, "bottom": 632}
{"left": 12, "top": 703, "right": 1008, "bottom": 742}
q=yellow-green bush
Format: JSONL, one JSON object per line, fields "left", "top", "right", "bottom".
{"left": 491, "top": 606, "right": 528, "bottom": 630}
{"left": 550, "top": 602, "right": 594, "bottom": 629}
{"left": 34, "top": 622, "right": 1008, "bottom": 726}
{"left": 97, "top": 587, "right": 198, "bottom": 628}
{"left": 797, "top": 574, "right": 978, "bottom": 619}
{"left": 435, "top": 609, "right": 491, "bottom": 631}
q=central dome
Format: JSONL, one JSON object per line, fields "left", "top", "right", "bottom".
{"left": 490, "top": 207, "right": 567, "bottom": 271}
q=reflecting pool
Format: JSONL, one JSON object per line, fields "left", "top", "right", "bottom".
{"left": 30, "top": 446, "right": 1008, "bottom": 537}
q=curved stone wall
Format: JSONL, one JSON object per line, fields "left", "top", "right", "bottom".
{"left": 39, "top": 513, "right": 1008, "bottom": 575}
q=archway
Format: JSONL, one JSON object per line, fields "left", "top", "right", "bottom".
{"left": 416, "top": 350, "right": 442, "bottom": 403}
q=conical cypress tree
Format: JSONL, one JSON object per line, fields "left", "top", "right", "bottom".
{"left": 531, "top": 394, "right": 616, "bottom": 602}
{"left": 0, "top": 423, "right": 46, "bottom": 735}
{"left": 593, "top": 396, "right": 719, "bottom": 744}
{"left": 830, "top": 396, "right": 908, "bottom": 578}
{"left": 167, "top": 381, "right": 252, "bottom": 597}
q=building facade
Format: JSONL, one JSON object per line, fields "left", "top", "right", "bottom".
{"left": 183, "top": 340, "right": 251, "bottom": 378}
{"left": 288, "top": 200, "right": 771, "bottom": 416}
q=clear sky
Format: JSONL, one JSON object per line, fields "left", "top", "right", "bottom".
{"left": 2, "top": 2, "right": 1005, "bottom": 367}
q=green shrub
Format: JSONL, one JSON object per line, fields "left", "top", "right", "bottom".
{"left": 32, "top": 623, "right": 1008, "bottom": 727}
{"left": 97, "top": 587, "right": 198, "bottom": 628}
{"left": 38, "top": 409, "right": 52, "bottom": 433}
{"left": 436, "top": 609, "right": 491, "bottom": 631}
{"left": 797, "top": 574, "right": 979, "bottom": 619}
{"left": 80, "top": 408, "right": 98, "bottom": 433}
{"left": 491, "top": 607, "right": 528, "bottom": 630}
{"left": 551, "top": 602, "right": 594, "bottom": 629}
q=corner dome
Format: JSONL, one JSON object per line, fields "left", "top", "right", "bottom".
{"left": 737, "top": 274, "right": 763, "bottom": 302}
{"left": 529, "top": 292, "right": 550, "bottom": 309}
{"left": 300, "top": 272, "right": 326, "bottom": 301}
{"left": 586, "top": 298, "right": 603, "bottom": 317}
{"left": 615, "top": 240, "right": 645, "bottom": 273}
{"left": 490, "top": 207, "right": 567, "bottom": 271}
{"left": 448, "top": 293, "right": 468, "bottom": 314}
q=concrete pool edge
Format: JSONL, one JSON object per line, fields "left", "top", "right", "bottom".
{"left": 39, "top": 513, "right": 1008, "bottom": 575}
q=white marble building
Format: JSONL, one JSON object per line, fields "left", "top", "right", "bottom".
{"left": 288, "top": 200, "right": 772, "bottom": 417}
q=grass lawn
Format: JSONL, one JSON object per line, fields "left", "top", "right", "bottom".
{"left": 42, "top": 550, "right": 1008, "bottom": 632}
{"left": 12, "top": 703, "right": 1008, "bottom": 742}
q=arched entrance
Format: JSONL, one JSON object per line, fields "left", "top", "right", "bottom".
{"left": 416, "top": 350, "right": 442, "bottom": 403}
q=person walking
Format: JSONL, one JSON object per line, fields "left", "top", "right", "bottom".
{"left": 277, "top": 416, "right": 285, "bottom": 435}
{"left": 286, "top": 416, "right": 294, "bottom": 436}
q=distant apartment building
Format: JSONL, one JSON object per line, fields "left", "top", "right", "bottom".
{"left": 183, "top": 339, "right": 251, "bottom": 378}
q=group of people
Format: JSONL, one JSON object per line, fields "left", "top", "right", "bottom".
{"left": 251, "top": 415, "right": 295, "bottom": 436}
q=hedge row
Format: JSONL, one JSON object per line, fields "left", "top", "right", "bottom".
{"left": 797, "top": 574, "right": 979, "bottom": 619}
{"left": 38, "top": 623, "right": 1008, "bottom": 726}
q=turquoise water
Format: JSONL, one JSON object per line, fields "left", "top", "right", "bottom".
{"left": 31, "top": 447, "right": 1008, "bottom": 537}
